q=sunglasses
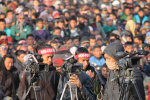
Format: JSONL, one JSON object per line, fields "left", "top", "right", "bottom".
{"left": 0, "top": 48, "right": 7, "bottom": 51}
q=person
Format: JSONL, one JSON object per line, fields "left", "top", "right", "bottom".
{"left": 63, "top": 36, "right": 73, "bottom": 48}
{"left": 14, "top": 50, "right": 26, "bottom": 78}
{"left": 26, "top": 34, "right": 36, "bottom": 53}
{"left": 134, "top": 34, "right": 145, "bottom": 50}
{"left": 0, "top": 19, "right": 11, "bottom": 37}
{"left": 18, "top": 43, "right": 59, "bottom": 100}
{"left": 89, "top": 35, "right": 96, "bottom": 48}
{"left": 52, "top": 49, "right": 95, "bottom": 100}
{"left": 0, "top": 31, "right": 7, "bottom": 40}
{"left": 89, "top": 45, "right": 105, "bottom": 66}
{"left": 0, "top": 54, "right": 20, "bottom": 100}
{"left": 134, "top": 8, "right": 148, "bottom": 27}
{"left": 6, "top": 10, "right": 13, "bottom": 22}
{"left": 51, "top": 27, "right": 62, "bottom": 38}
{"left": 72, "top": 36, "right": 79, "bottom": 46}
{"left": 10, "top": 12, "right": 32, "bottom": 44}
{"left": 124, "top": 42, "right": 134, "bottom": 53}
{"left": 103, "top": 43, "right": 145, "bottom": 100}
{"left": 103, "top": 17, "right": 117, "bottom": 34}
{"left": 0, "top": 45, "right": 7, "bottom": 61}
{"left": 32, "top": 18, "right": 51, "bottom": 41}
{"left": 50, "top": 39, "right": 58, "bottom": 52}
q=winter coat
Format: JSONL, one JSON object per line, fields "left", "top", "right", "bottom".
{"left": 17, "top": 66, "right": 59, "bottom": 100}
{"left": 10, "top": 24, "right": 32, "bottom": 44}
{"left": 103, "top": 25, "right": 117, "bottom": 34}
{"left": 0, "top": 59, "right": 20, "bottom": 99}
{"left": 56, "top": 71, "right": 95, "bottom": 100}
{"left": 103, "top": 68, "right": 145, "bottom": 100}
{"left": 134, "top": 15, "right": 148, "bottom": 26}
{"left": 120, "top": 14, "right": 136, "bottom": 22}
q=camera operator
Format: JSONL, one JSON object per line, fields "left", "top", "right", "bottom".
{"left": 0, "top": 54, "right": 20, "bottom": 100}
{"left": 53, "top": 48, "right": 95, "bottom": 100}
{"left": 103, "top": 43, "right": 145, "bottom": 100}
{"left": 18, "top": 44, "right": 59, "bottom": 100}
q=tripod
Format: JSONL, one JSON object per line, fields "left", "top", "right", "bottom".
{"left": 21, "top": 73, "right": 42, "bottom": 100}
{"left": 118, "top": 68, "right": 142, "bottom": 100}
{"left": 60, "top": 81, "right": 78, "bottom": 100}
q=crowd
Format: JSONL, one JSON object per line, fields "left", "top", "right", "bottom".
{"left": 0, "top": 0, "right": 150, "bottom": 100}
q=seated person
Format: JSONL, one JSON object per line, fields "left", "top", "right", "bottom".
{"left": 90, "top": 45, "right": 105, "bottom": 66}
{"left": 0, "top": 54, "right": 19, "bottom": 100}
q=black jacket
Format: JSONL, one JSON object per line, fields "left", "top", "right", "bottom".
{"left": 17, "top": 66, "right": 60, "bottom": 100}
{"left": 56, "top": 71, "right": 95, "bottom": 100}
{"left": 103, "top": 67, "right": 145, "bottom": 100}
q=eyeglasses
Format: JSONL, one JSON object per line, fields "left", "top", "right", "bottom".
{"left": 0, "top": 48, "right": 7, "bottom": 51}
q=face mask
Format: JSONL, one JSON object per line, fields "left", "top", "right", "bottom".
{"left": 119, "top": 12, "right": 123, "bottom": 16}
{"left": 106, "top": 62, "right": 117, "bottom": 70}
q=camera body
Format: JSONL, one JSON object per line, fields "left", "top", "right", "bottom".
{"left": 117, "top": 51, "right": 144, "bottom": 69}
{"left": 62, "top": 54, "right": 83, "bottom": 76}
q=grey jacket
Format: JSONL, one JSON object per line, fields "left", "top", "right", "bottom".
{"left": 103, "top": 68, "right": 145, "bottom": 100}
{"left": 56, "top": 71, "right": 95, "bottom": 100}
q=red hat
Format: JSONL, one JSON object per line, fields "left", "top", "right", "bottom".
{"left": 52, "top": 11, "right": 60, "bottom": 19}
{"left": 7, "top": 36, "right": 13, "bottom": 44}
{"left": 18, "top": 40, "right": 27, "bottom": 44}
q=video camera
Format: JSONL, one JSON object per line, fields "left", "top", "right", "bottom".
{"left": 23, "top": 54, "right": 49, "bottom": 79}
{"left": 116, "top": 50, "right": 149, "bottom": 69}
{"left": 62, "top": 54, "right": 83, "bottom": 77}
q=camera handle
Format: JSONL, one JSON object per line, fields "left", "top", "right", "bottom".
{"left": 118, "top": 68, "right": 142, "bottom": 100}
{"left": 60, "top": 81, "right": 78, "bottom": 100}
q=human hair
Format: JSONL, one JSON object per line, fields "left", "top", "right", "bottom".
{"left": 69, "top": 16, "right": 77, "bottom": 22}
{"left": 50, "top": 39, "right": 57, "bottom": 44}
{"left": 135, "top": 5, "right": 140, "bottom": 8}
{"left": 139, "top": 8, "right": 144, "bottom": 12}
{"left": 75, "top": 47, "right": 89, "bottom": 55}
{"left": 16, "top": 50, "right": 26, "bottom": 56}
{"left": 144, "top": 21, "right": 149, "bottom": 25}
{"left": 124, "top": 7, "right": 130, "bottom": 12}
{"left": 36, "top": 18, "right": 43, "bottom": 23}
{"left": 0, "top": 19, "right": 5, "bottom": 23}
{"left": 134, "top": 34, "right": 145, "bottom": 43}
{"left": 3, "top": 54, "right": 14, "bottom": 62}
{"left": 63, "top": 36, "right": 71, "bottom": 44}
{"left": 0, "top": 31, "right": 7, "bottom": 38}
{"left": 53, "top": 27, "right": 61, "bottom": 32}
{"left": 109, "top": 34, "right": 117, "bottom": 39}
{"left": 58, "top": 18, "right": 64, "bottom": 23}
{"left": 26, "top": 34, "right": 35, "bottom": 39}
{"left": 72, "top": 36, "right": 79, "bottom": 41}
{"left": 89, "top": 35, "right": 96, "bottom": 40}
{"left": 93, "top": 45, "right": 101, "bottom": 51}
{"left": 23, "top": 7, "right": 29, "bottom": 12}
{"left": 6, "top": 10, "right": 13, "bottom": 15}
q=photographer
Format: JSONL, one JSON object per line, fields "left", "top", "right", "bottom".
{"left": 103, "top": 43, "right": 145, "bottom": 100}
{"left": 18, "top": 44, "right": 59, "bottom": 100}
{"left": 53, "top": 48, "right": 95, "bottom": 100}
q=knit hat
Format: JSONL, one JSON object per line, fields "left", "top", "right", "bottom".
{"left": 112, "top": 30, "right": 121, "bottom": 37}
{"left": 53, "top": 50, "right": 72, "bottom": 67}
{"left": 80, "top": 37, "right": 89, "bottom": 45}
{"left": 18, "top": 40, "right": 26, "bottom": 44}
{"left": 52, "top": 11, "right": 60, "bottom": 19}
{"left": 7, "top": 36, "right": 13, "bottom": 44}
{"left": 15, "top": 7, "right": 24, "bottom": 14}
{"left": 103, "top": 43, "right": 124, "bottom": 61}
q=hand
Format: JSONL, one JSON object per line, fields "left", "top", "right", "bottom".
{"left": 69, "top": 74, "right": 82, "bottom": 88}
{"left": 86, "top": 70, "right": 94, "bottom": 78}
{"left": 127, "top": 15, "right": 133, "bottom": 20}
{"left": 16, "top": 33, "right": 20, "bottom": 36}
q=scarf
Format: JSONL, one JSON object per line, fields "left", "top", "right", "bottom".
{"left": 16, "top": 20, "right": 26, "bottom": 33}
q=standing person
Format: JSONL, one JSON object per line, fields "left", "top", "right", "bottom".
{"left": 103, "top": 43, "right": 145, "bottom": 100}
{"left": 18, "top": 43, "right": 60, "bottom": 100}
{"left": 10, "top": 12, "right": 32, "bottom": 44}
